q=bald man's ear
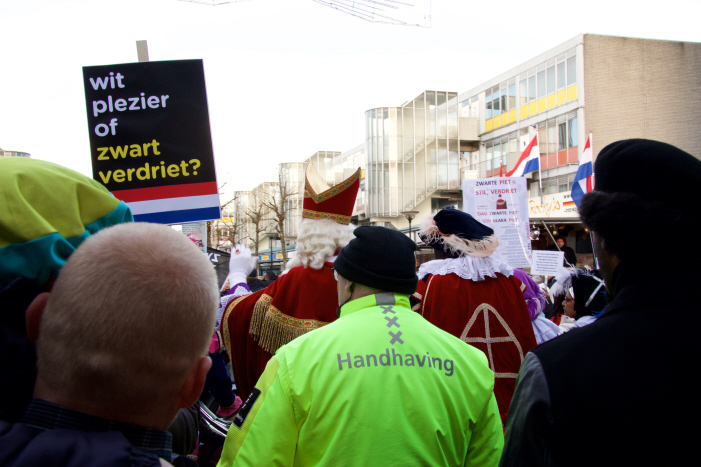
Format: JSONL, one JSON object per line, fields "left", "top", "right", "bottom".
{"left": 178, "top": 356, "right": 212, "bottom": 409}
{"left": 26, "top": 292, "right": 50, "bottom": 343}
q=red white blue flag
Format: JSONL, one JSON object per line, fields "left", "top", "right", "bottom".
{"left": 507, "top": 132, "right": 540, "bottom": 177}
{"left": 571, "top": 132, "right": 594, "bottom": 208}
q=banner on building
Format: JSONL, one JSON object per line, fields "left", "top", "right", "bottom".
{"left": 82, "top": 59, "right": 220, "bottom": 224}
{"left": 462, "top": 177, "right": 532, "bottom": 268}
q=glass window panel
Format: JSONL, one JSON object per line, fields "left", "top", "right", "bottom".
{"left": 568, "top": 117, "right": 578, "bottom": 148}
{"left": 437, "top": 92, "right": 447, "bottom": 138}
{"left": 543, "top": 185, "right": 558, "bottom": 195}
{"left": 547, "top": 66, "right": 556, "bottom": 94}
{"left": 557, "top": 62, "right": 566, "bottom": 89}
{"left": 493, "top": 90, "right": 501, "bottom": 115}
{"left": 567, "top": 56, "right": 576, "bottom": 86}
{"left": 558, "top": 123, "right": 567, "bottom": 151}
{"left": 509, "top": 137, "right": 518, "bottom": 154}
{"left": 539, "top": 129, "right": 547, "bottom": 156}
{"left": 427, "top": 139, "right": 437, "bottom": 189}
{"left": 448, "top": 92, "right": 458, "bottom": 138}
{"left": 519, "top": 79, "right": 527, "bottom": 105}
{"left": 486, "top": 145, "right": 493, "bottom": 171}
{"left": 427, "top": 91, "right": 436, "bottom": 137}
{"left": 537, "top": 71, "right": 546, "bottom": 98}
{"left": 403, "top": 107, "right": 413, "bottom": 138}
{"left": 486, "top": 93, "right": 492, "bottom": 119}
{"left": 547, "top": 126, "right": 557, "bottom": 154}
{"left": 529, "top": 76, "right": 536, "bottom": 101}
{"left": 559, "top": 183, "right": 569, "bottom": 193}
{"left": 415, "top": 100, "right": 425, "bottom": 140}
{"left": 501, "top": 90, "right": 507, "bottom": 113}
{"left": 508, "top": 84, "right": 516, "bottom": 111}
{"left": 494, "top": 142, "right": 502, "bottom": 165}
{"left": 404, "top": 137, "right": 414, "bottom": 162}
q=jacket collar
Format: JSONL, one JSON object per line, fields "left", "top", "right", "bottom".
{"left": 339, "top": 293, "right": 410, "bottom": 318}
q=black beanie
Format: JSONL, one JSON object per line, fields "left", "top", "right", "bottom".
{"left": 333, "top": 226, "right": 418, "bottom": 295}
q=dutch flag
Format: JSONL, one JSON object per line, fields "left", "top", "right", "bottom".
{"left": 571, "top": 132, "right": 594, "bottom": 207}
{"left": 111, "top": 182, "right": 221, "bottom": 224}
{"left": 507, "top": 132, "right": 540, "bottom": 177}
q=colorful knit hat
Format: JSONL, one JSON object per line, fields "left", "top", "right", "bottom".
{"left": 0, "top": 158, "right": 133, "bottom": 289}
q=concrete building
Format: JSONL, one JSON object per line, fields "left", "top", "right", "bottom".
{"left": 459, "top": 34, "right": 701, "bottom": 266}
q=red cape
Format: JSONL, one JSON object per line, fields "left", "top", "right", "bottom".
{"left": 221, "top": 263, "right": 338, "bottom": 400}
{"left": 413, "top": 272, "right": 536, "bottom": 425}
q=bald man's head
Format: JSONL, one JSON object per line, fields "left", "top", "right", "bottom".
{"left": 35, "top": 223, "right": 218, "bottom": 425}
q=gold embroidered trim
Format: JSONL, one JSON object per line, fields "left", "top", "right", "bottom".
{"left": 222, "top": 295, "right": 248, "bottom": 354}
{"left": 249, "top": 294, "right": 272, "bottom": 341}
{"left": 460, "top": 302, "right": 525, "bottom": 378}
{"left": 302, "top": 209, "right": 351, "bottom": 225}
{"left": 304, "top": 168, "right": 361, "bottom": 203}
{"left": 257, "top": 306, "right": 330, "bottom": 354}
{"left": 519, "top": 280, "right": 526, "bottom": 292}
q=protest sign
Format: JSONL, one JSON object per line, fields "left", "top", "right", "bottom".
{"left": 82, "top": 59, "right": 220, "bottom": 224}
{"left": 462, "top": 177, "right": 532, "bottom": 268}
{"left": 181, "top": 221, "right": 208, "bottom": 254}
{"left": 530, "top": 250, "right": 564, "bottom": 276}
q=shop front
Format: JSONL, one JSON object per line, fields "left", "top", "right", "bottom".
{"left": 528, "top": 192, "right": 595, "bottom": 269}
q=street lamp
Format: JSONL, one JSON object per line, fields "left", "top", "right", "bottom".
{"left": 265, "top": 232, "right": 279, "bottom": 274}
{"left": 400, "top": 211, "right": 420, "bottom": 243}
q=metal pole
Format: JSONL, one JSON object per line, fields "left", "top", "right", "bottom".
{"left": 409, "top": 218, "right": 413, "bottom": 242}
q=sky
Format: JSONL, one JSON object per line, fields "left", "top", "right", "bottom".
{"left": 2, "top": 0, "right": 700, "bottom": 198}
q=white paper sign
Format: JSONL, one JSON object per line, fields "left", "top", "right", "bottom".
{"left": 531, "top": 250, "right": 564, "bottom": 276}
{"left": 462, "top": 177, "right": 532, "bottom": 268}
{"left": 181, "top": 222, "right": 208, "bottom": 254}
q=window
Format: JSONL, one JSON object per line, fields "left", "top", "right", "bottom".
{"left": 508, "top": 84, "right": 516, "bottom": 111}
{"left": 494, "top": 142, "right": 502, "bottom": 167}
{"left": 519, "top": 79, "right": 527, "bottom": 105}
{"left": 547, "top": 66, "right": 556, "bottom": 94}
{"left": 529, "top": 76, "right": 536, "bottom": 101}
{"left": 501, "top": 89, "right": 508, "bottom": 113}
{"left": 486, "top": 144, "right": 493, "bottom": 170}
{"left": 557, "top": 62, "right": 566, "bottom": 89}
{"left": 493, "top": 90, "right": 501, "bottom": 116}
{"left": 539, "top": 128, "right": 547, "bottom": 156}
{"left": 486, "top": 92, "right": 492, "bottom": 119}
{"left": 547, "top": 125, "right": 557, "bottom": 154}
{"left": 558, "top": 123, "right": 567, "bottom": 151}
{"left": 567, "top": 56, "right": 576, "bottom": 86}
{"left": 537, "top": 71, "right": 546, "bottom": 98}
{"left": 568, "top": 117, "right": 578, "bottom": 147}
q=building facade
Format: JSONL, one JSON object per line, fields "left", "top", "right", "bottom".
{"left": 459, "top": 34, "right": 701, "bottom": 266}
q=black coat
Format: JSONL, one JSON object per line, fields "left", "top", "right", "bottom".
{"left": 500, "top": 261, "right": 700, "bottom": 467}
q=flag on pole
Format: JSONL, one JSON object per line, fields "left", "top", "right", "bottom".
{"left": 507, "top": 132, "right": 540, "bottom": 177}
{"left": 499, "top": 159, "right": 504, "bottom": 177}
{"left": 571, "top": 132, "right": 594, "bottom": 207}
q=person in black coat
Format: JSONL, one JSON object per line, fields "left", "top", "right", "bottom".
{"left": 500, "top": 139, "right": 701, "bottom": 467}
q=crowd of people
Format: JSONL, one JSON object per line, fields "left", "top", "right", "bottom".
{"left": 1, "top": 138, "right": 699, "bottom": 466}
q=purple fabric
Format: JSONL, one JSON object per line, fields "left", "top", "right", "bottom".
{"left": 224, "top": 282, "right": 250, "bottom": 296}
{"left": 513, "top": 269, "right": 546, "bottom": 321}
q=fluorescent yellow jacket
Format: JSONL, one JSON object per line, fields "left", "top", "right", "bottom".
{"left": 218, "top": 293, "right": 503, "bottom": 467}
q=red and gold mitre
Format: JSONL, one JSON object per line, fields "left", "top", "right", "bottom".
{"left": 302, "top": 163, "right": 361, "bottom": 225}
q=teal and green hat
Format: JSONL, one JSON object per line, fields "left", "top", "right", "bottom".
{"left": 0, "top": 158, "right": 133, "bottom": 289}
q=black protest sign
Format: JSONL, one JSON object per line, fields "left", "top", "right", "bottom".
{"left": 82, "top": 60, "right": 217, "bottom": 194}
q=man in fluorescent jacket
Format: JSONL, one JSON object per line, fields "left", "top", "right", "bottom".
{"left": 218, "top": 226, "right": 503, "bottom": 467}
